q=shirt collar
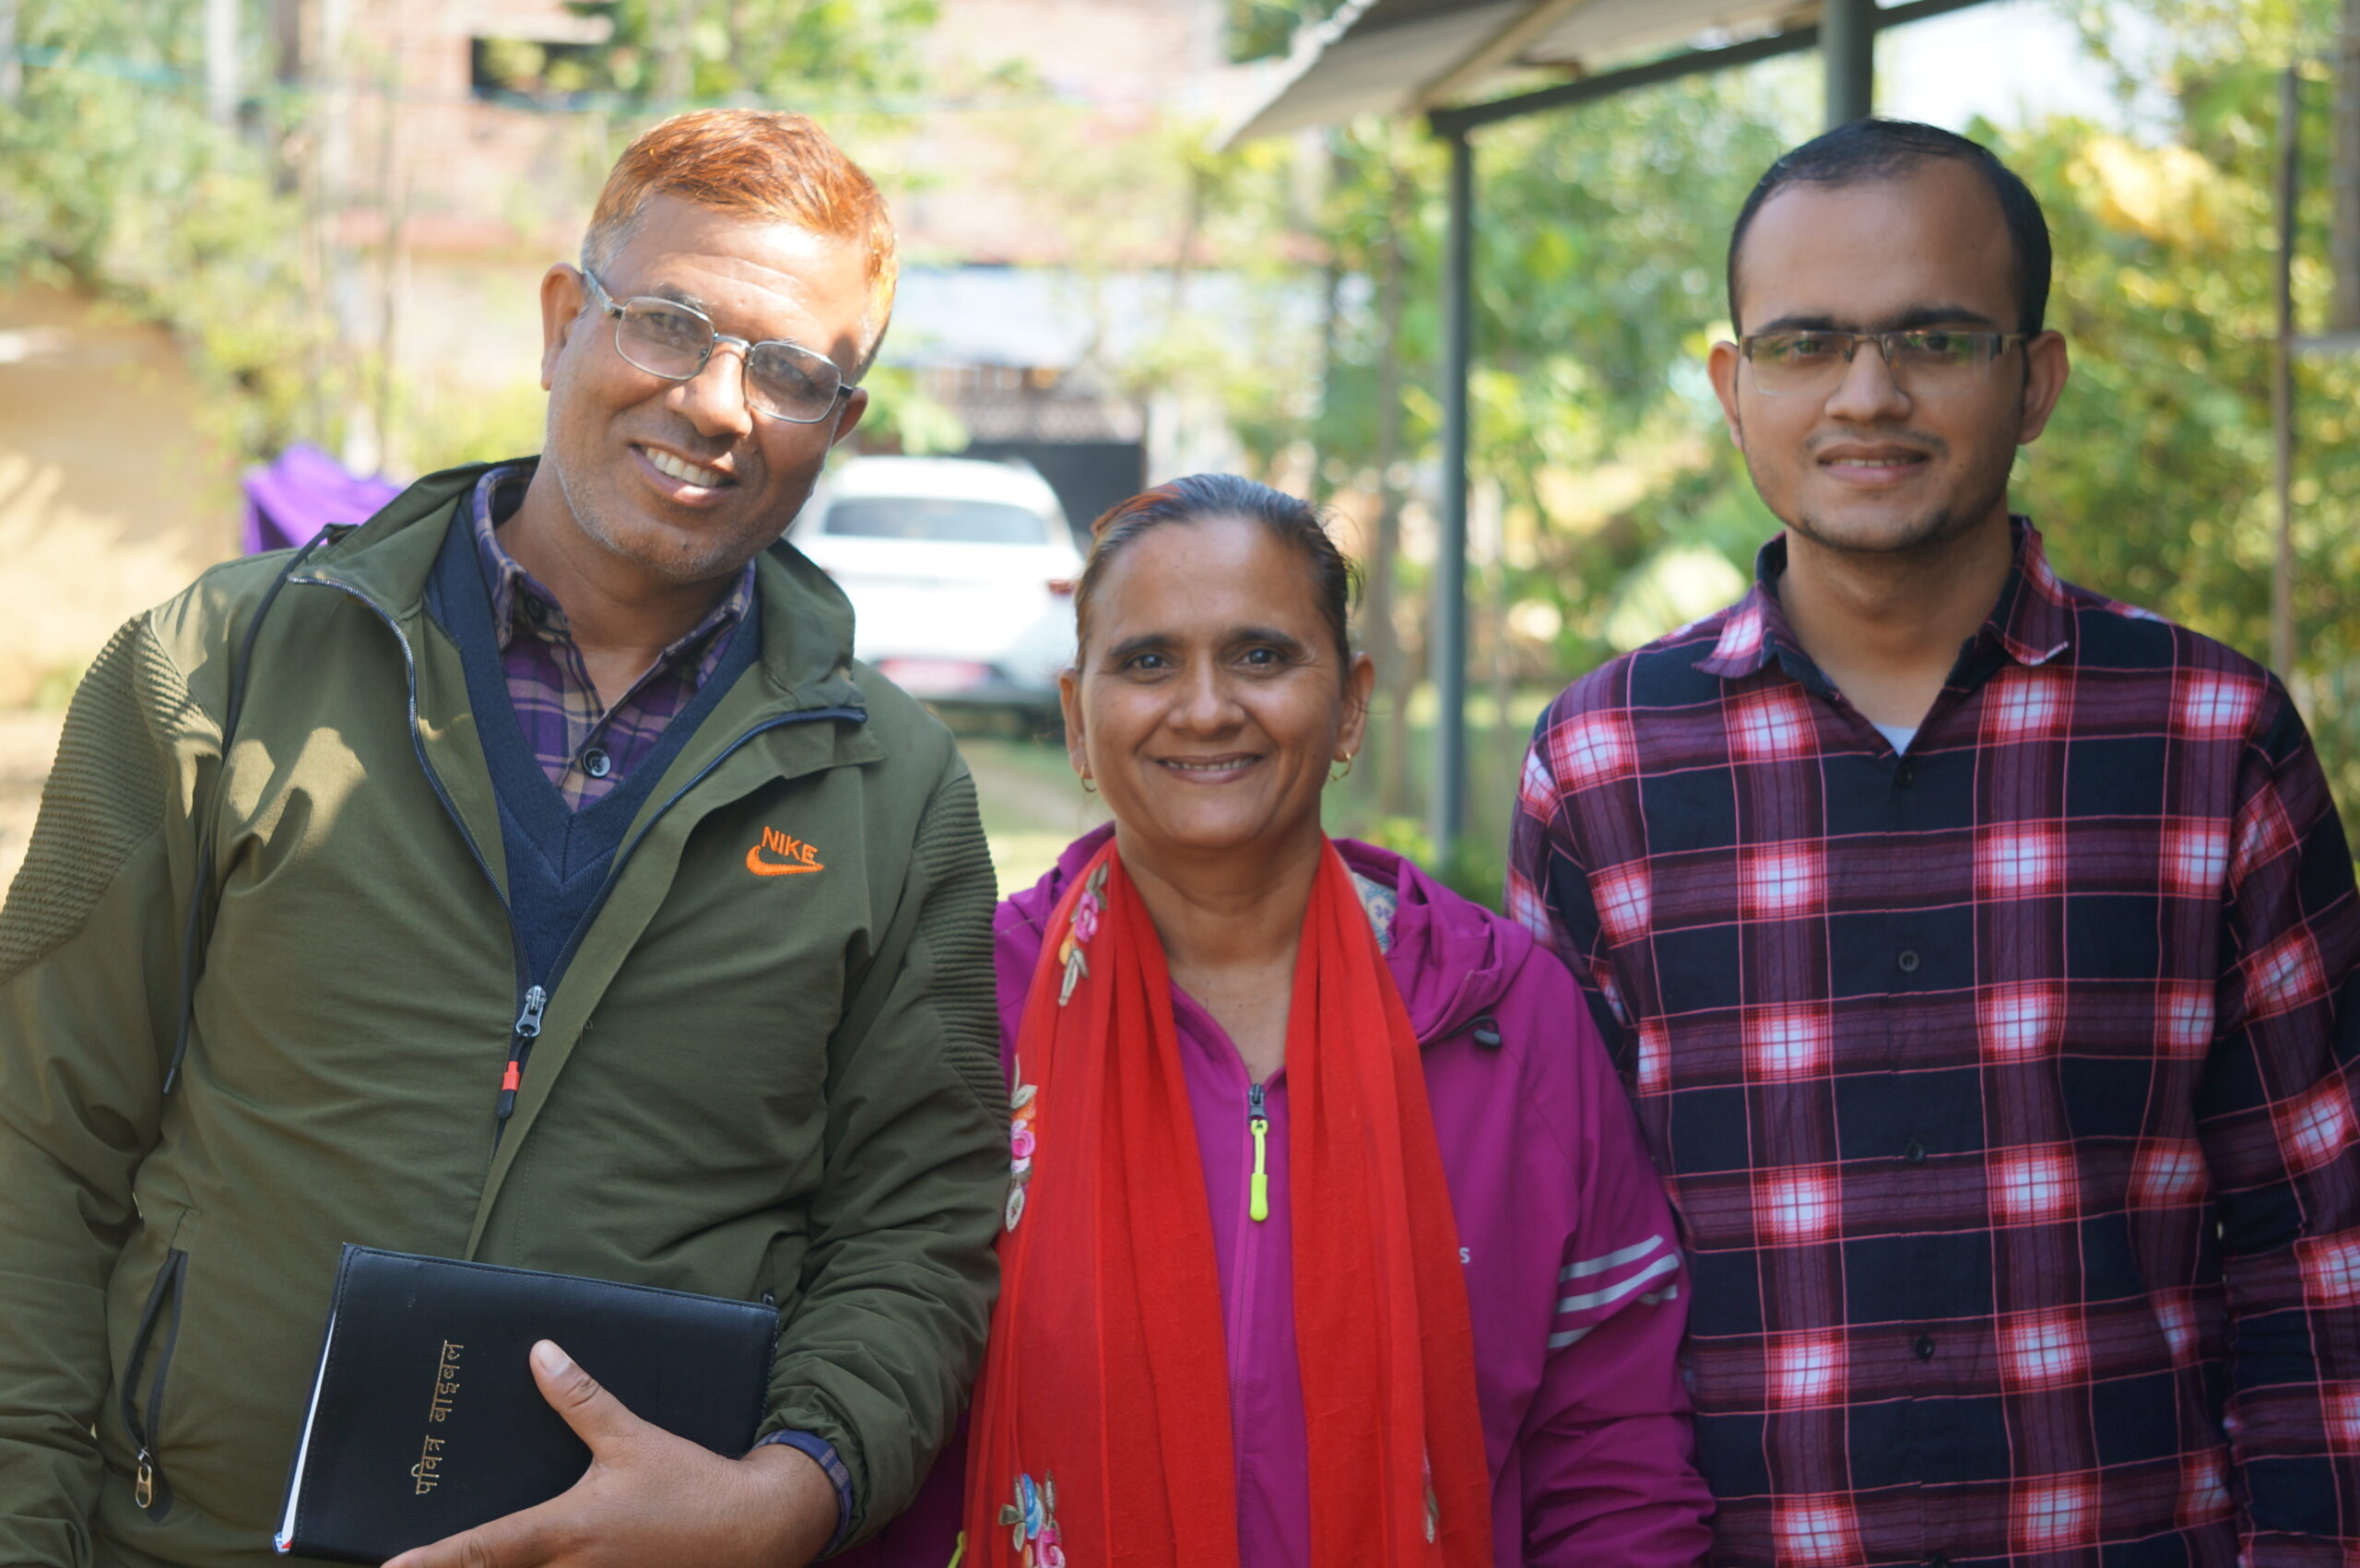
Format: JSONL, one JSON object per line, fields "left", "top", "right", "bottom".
{"left": 467, "top": 460, "right": 757, "bottom": 669}
{"left": 1693, "top": 516, "right": 2073, "bottom": 681}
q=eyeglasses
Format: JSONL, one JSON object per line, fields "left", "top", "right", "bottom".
{"left": 1737, "top": 329, "right": 2030, "bottom": 398}
{"left": 580, "top": 267, "right": 853, "bottom": 424}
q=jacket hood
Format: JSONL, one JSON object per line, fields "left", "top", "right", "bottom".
{"left": 1007, "top": 826, "right": 1532, "bottom": 1044}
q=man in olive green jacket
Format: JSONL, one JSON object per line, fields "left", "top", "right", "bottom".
{"left": 0, "top": 112, "right": 1006, "bottom": 1568}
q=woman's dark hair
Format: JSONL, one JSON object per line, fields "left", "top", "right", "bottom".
{"left": 1072, "top": 474, "right": 1359, "bottom": 668}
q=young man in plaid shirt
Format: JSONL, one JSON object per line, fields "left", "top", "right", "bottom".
{"left": 1509, "top": 119, "right": 2360, "bottom": 1565}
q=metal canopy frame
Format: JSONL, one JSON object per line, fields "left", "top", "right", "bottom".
{"left": 1232, "top": 0, "right": 1998, "bottom": 864}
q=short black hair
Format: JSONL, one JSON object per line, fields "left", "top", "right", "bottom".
{"left": 1727, "top": 118, "right": 2052, "bottom": 336}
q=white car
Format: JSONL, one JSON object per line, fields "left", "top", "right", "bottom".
{"left": 795, "top": 456, "right": 1082, "bottom": 726}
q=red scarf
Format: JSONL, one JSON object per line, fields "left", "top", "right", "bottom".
{"left": 964, "top": 838, "right": 1492, "bottom": 1568}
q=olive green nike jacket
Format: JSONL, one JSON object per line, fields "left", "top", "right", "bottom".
{"left": 0, "top": 462, "right": 1009, "bottom": 1567}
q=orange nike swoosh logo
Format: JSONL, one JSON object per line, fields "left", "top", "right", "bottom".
{"left": 746, "top": 845, "right": 825, "bottom": 876}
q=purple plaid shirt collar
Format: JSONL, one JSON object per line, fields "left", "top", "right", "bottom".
{"left": 1695, "top": 516, "right": 2076, "bottom": 683}
{"left": 467, "top": 464, "right": 755, "bottom": 678}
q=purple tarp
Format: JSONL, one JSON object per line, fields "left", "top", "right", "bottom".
{"left": 242, "top": 444, "right": 403, "bottom": 555}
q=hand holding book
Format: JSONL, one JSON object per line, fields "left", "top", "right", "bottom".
{"left": 382, "top": 1340, "right": 839, "bottom": 1568}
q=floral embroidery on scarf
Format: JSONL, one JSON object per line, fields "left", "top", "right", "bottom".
{"left": 1056, "top": 861, "right": 1108, "bottom": 1007}
{"left": 1005, "top": 1065, "right": 1039, "bottom": 1232}
{"left": 998, "top": 1472, "right": 1064, "bottom": 1568}
{"left": 1009, "top": 859, "right": 1105, "bottom": 1232}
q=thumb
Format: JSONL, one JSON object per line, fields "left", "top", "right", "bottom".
{"left": 529, "top": 1339, "right": 643, "bottom": 1454}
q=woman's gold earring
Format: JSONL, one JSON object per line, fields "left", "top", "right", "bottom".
{"left": 1329, "top": 753, "right": 1355, "bottom": 784}
{"left": 1079, "top": 772, "right": 1098, "bottom": 795}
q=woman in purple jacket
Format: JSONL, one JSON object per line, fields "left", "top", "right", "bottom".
{"left": 856, "top": 476, "right": 1709, "bottom": 1568}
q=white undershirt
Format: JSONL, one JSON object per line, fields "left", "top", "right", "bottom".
{"left": 1874, "top": 723, "right": 1918, "bottom": 754}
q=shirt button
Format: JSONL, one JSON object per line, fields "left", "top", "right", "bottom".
{"left": 1915, "top": 1333, "right": 1938, "bottom": 1361}
{"left": 1895, "top": 759, "right": 1916, "bottom": 787}
{"left": 1896, "top": 949, "right": 1921, "bottom": 974}
{"left": 581, "top": 748, "right": 612, "bottom": 779}
{"left": 1904, "top": 1138, "right": 1928, "bottom": 1165}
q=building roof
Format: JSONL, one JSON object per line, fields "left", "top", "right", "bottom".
{"left": 1226, "top": 0, "right": 1815, "bottom": 141}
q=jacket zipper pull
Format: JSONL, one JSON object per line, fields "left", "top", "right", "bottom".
{"left": 135, "top": 1448, "right": 155, "bottom": 1510}
{"left": 498, "top": 984, "right": 547, "bottom": 1122}
{"left": 1248, "top": 1082, "right": 1270, "bottom": 1223}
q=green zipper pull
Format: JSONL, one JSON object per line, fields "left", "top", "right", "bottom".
{"left": 1248, "top": 1081, "right": 1270, "bottom": 1222}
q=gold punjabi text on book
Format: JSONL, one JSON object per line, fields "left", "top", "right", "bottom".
{"left": 412, "top": 1341, "right": 462, "bottom": 1494}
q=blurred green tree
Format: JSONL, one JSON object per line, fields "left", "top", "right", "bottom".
{"left": 517, "top": 0, "right": 939, "bottom": 110}
{"left": 0, "top": 0, "right": 330, "bottom": 459}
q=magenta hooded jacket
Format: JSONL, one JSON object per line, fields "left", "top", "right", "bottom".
{"left": 850, "top": 828, "right": 1713, "bottom": 1567}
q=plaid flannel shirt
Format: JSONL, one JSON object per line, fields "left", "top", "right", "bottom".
{"left": 1508, "top": 522, "right": 2360, "bottom": 1566}
{"left": 469, "top": 463, "right": 754, "bottom": 808}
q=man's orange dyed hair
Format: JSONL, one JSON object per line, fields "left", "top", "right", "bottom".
{"left": 583, "top": 109, "right": 898, "bottom": 376}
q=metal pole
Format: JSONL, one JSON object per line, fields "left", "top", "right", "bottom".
{"left": 2272, "top": 65, "right": 2301, "bottom": 678}
{"left": 1822, "top": 0, "right": 1875, "bottom": 127}
{"left": 1430, "top": 129, "right": 1473, "bottom": 867}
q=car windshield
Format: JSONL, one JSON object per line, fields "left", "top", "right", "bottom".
{"left": 822, "top": 498, "right": 1052, "bottom": 545}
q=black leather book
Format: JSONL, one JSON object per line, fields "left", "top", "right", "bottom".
{"left": 274, "top": 1245, "right": 777, "bottom": 1564}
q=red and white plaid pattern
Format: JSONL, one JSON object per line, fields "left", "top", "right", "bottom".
{"left": 2131, "top": 1138, "right": 2207, "bottom": 1207}
{"left": 1511, "top": 522, "right": 2360, "bottom": 1563}
{"left": 2162, "top": 819, "right": 2231, "bottom": 898}
{"left": 2012, "top": 1475, "right": 2099, "bottom": 1554}
{"left": 1976, "top": 821, "right": 2061, "bottom": 901}
{"left": 1634, "top": 1018, "right": 1670, "bottom": 1095}
{"left": 2176, "top": 670, "right": 2263, "bottom": 740}
{"left": 2245, "top": 928, "right": 2330, "bottom": 1020}
{"left": 1758, "top": 1165, "right": 1839, "bottom": 1244}
{"left": 2000, "top": 1308, "right": 2088, "bottom": 1392}
{"left": 1990, "top": 1143, "right": 2079, "bottom": 1225}
{"left": 1981, "top": 666, "right": 2067, "bottom": 742}
{"left": 2151, "top": 1289, "right": 2201, "bottom": 1362}
{"left": 2305, "top": 1232, "right": 2360, "bottom": 1306}
{"left": 2155, "top": 981, "right": 2215, "bottom": 1058}
{"left": 1978, "top": 982, "right": 2059, "bottom": 1061}
{"left": 1549, "top": 710, "right": 1637, "bottom": 792}
{"left": 1773, "top": 1494, "right": 1863, "bottom": 1568}
{"left": 2280, "top": 1079, "right": 2360, "bottom": 1175}
{"left": 1591, "top": 863, "right": 1652, "bottom": 949}
{"left": 1742, "top": 842, "right": 1826, "bottom": 920}
{"left": 1729, "top": 688, "right": 1814, "bottom": 764}
{"left": 1745, "top": 1005, "right": 1829, "bottom": 1083}
{"left": 2326, "top": 1385, "right": 2360, "bottom": 1456}
{"left": 1769, "top": 1332, "right": 1847, "bottom": 1409}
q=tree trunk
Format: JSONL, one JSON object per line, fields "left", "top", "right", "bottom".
{"left": 2334, "top": 0, "right": 2360, "bottom": 331}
